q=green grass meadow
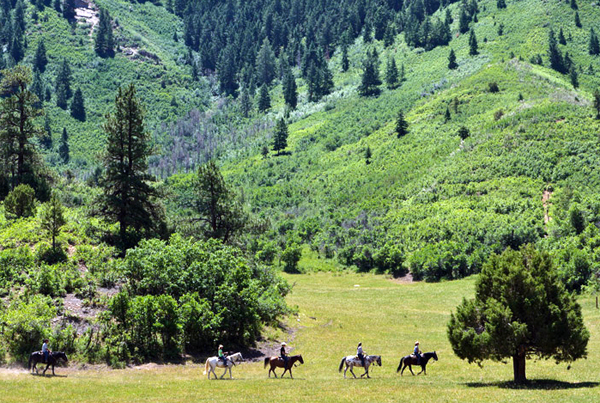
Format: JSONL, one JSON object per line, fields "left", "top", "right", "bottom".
{"left": 1, "top": 272, "right": 598, "bottom": 402}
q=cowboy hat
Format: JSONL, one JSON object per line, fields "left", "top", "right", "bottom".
{"left": 281, "top": 342, "right": 287, "bottom": 346}
{"left": 415, "top": 341, "right": 419, "bottom": 345}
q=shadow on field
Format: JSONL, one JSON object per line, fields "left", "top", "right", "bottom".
{"left": 466, "top": 380, "right": 599, "bottom": 390}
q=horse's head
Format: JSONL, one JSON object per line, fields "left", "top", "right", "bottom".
{"left": 297, "top": 355, "right": 304, "bottom": 365}
{"left": 55, "top": 352, "right": 68, "bottom": 362}
{"left": 432, "top": 351, "right": 438, "bottom": 361}
{"left": 376, "top": 356, "right": 382, "bottom": 367}
{"left": 231, "top": 352, "right": 243, "bottom": 362}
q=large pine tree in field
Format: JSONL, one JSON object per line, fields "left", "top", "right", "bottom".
{"left": 98, "top": 84, "right": 164, "bottom": 251}
{"left": 448, "top": 245, "right": 589, "bottom": 384}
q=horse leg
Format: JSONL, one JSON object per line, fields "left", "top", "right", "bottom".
{"left": 52, "top": 365, "right": 55, "bottom": 376}
{"left": 418, "top": 365, "right": 426, "bottom": 375}
{"left": 220, "top": 367, "right": 227, "bottom": 379}
{"left": 289, "top": 368, "right": 293, "bottom": 380}
{"left": 350, "top": 365, "right": 357, "bottom": 379}
{"left": 229, "top": 365, "right": 233, "bottom": 379}
{"left": 281, "top": 368, "right": 288, "bottom": 378}
{"left": 43, "top": 363, "right": 49, "bottom": 376}
{"left": 408, "top": 364, "right": 415, "bottom": 376}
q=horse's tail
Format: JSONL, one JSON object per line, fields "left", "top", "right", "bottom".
{"left": 264, "top": 357, "right": 270, "bottom": 369}
{"left": 338, "top": 357, "right": 346, "bottom": 372}
{"left": 396, "top": 357, "right": 403, "bottom": 373}
{"left": 203, "top": 359, "right": 208, "bottom": 375}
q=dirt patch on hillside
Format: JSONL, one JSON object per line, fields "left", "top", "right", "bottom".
{"left": 543, "top": 189, "right": 552, "bottom": 225}
{"left": 75, "top": 1, "right": 100, "bottom": 37}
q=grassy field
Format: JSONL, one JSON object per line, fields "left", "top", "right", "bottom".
{"left": 1, "top": 272, "right": 598, "bottom": 402}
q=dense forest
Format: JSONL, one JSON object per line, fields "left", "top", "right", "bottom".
{"left": 1, "top": 0, "right": 600, "bottom": 366}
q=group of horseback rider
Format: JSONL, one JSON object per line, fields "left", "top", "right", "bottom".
{"left": 357, "top": 341, "right": 422, "bottom": 366}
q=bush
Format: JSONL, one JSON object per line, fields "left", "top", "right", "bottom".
{"left": 4, "top": 184, "right": 36, "bottom": 219}
{"left": 488, "top": 82, "right": 500, "bottom": 93}
{"left": 282, "top": 243, "right": 302, "bottom": 273}
{"left": 407, "top": 241, "right": 472, "bottom": 281}
{"left": 2, "top": 295, "right": 56, "bottom": 362}
{"left": 35, "top": 241, "right": 68, "bottom": 265}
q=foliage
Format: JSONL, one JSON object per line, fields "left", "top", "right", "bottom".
{"left": 40, "top": 192, "right": 66, "bottom": 251}
{"left": 273, "top": 118, "right": 289, "bottom": 155}
{"left": 448, "top": 246, "right": 589, "bottom": 383}
{"left": 4, "top": 184, "right": 36, "bottom": 219}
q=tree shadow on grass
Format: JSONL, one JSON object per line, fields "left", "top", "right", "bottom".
{"left": 466, "top": 379, "right": 599, "bottom": 390}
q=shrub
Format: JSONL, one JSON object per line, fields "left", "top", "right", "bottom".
{"left": 35, "top": 241, "right": 68, "bottom": 265}
{"left": 488, "top": 82, "right": 500, "bottom": 93}
{"left": 494, "top": 109, "right": 504, "bottom": 121}
{"left": 282, "top": 243, "right": 302, "bottom": 273}
{"left": 4, "top": 184, "right": 36, "bottom": 219}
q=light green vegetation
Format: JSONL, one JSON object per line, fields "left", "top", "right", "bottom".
{"left": 1, "top": 272, "right": 598, "bottom": 402}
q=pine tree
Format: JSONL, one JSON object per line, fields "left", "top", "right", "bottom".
{"left": 282, "top": 69, "right": 298, "bottom": 109}
{"left": 0, "top": 66, "right": 46, "bottom": 197}
{"left": 448, "top": 48, "right": 458, "bottom": 69}
{"left": 570, "top": 66, "right": 579, "bottom": 88}
{"left": 53, "top": 0, "right": 61, "bottom": 12}
{"left": 469, "top": 29, "right": 479, "bottom": 56}
{"left": 239, "top": 88, "right": 252, "bottom": 118}
{"left": 548, "top": 29, "right": 567, "bottom": 73}
{"left": 459, "top": 8, "right": 470, "bottom": 34}
{"left": 497, "top": 0, "right": 506, "bottom": 9}
{"left": 30, "top": 69, "right": 45, "bottom": 108}
{"left": 258, "top": 84, "right": 271, "bottom": 112}
{"left": 448, "top": 246, "right": 589, "bottom": 384}
{"left": 217, "top": 45, "right": 238, "bottom": 97}
{"left": 341, "top": 43, "right": 349, "bottom": 72}
{"left": 9, "top": 29, "right": 24, "bottom": 63}
{"left": 363, "top": 20, "right": 372, "bottom": 43}
{"left": 593, "top": 89, "right": 600, "bottom": 119}
{"left": 497, "top": 23, "right": 504, "bottom": 36}
{"left": 385, "top": 56, "right": 399, "bottom": 89}
{"left": 41, "top": 115, "right": 53, "bottom": 149}
{"left": 70, "top": 87, "right": 86, "bottom": 121}
{"left": 444, "top": 107, "right": 451, "bottom": 123}
{"left": 358, "top": 49, "right": 382, "bottom": 97}
{"left": 365, "top": 146, "right": 372, "bottom": 164}
{"left": 395, "top": 110, "right": 408, "bottom": 138}
{"left": 58, "top": 128, "right": 69, "bottom": 163}
{"left": 559, "top": 28, "right": 567, "bottom": 45}
{"left": 56, "top": 84, "right": 68, "bottom": 109}
{"left": 34, "top": 40, "right": 48, "bottom": 73}
{"left": 571, "top": 0, "right": 578, "bottom": 10}
{"left": 457, "top": 126, "right": 470, "bottom": 140}
{"left": 94, "top": 8, "right": 115, "bottom": 57}
{"left": 589, "top": 28, "right": 600, "bottom": 55}
{"left": 400, "top": 63, "right": 406, "bottom": 82}
{"left": 62, "top": 0, "right": 76, "bottom": 20}
{"left": 55, "top": 58, "right": 72, "bottom": 99}
{"left": 273, "top": 118, "right": 288, "bottom": 155}
{"left": 575, "top": 12, "right": 582, "bottom": 28}
{"left": 98, "top": 84, "right": 163, "bottom": 250}
{"left": 383, "top": 24, "right": 395, "bottom": 48}
{"left": 41, "top": 192, "right": 66, "bottom": 251}
{"left": 255, "top": 38, "right": 276, "bottom": 87}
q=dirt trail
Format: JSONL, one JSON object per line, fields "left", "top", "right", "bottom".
{"left": 543, "top": 189, "right": 552, "bottom": 225}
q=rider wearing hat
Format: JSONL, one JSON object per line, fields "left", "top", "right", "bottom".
{"left": 280, "top": 342, "right": 289, "bottom": 369}
{"left": 218, "top": 344, "right": 227, "bottom": 366}
{"left": 42, "top": 339, "right": 51, "bottom": 363}
{"left": 414, "top": 341, "right": 421, "bottom": 365}
{"left": 357, "top": 342, "right": 366, "bottom": 368}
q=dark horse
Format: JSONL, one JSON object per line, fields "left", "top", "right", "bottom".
{"left": 29, "top": 351, "right": 68, "bottom": 376}
{"left": 397, "top": 351, "right": 437, "bottom": 376}
{"left": 264, "top": 355, "right": 304, "bottom": 379}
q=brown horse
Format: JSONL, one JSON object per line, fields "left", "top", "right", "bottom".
{"left": 263, "top": 354, "right": 304, "bottom": 378}
{"left": 28, "top": 351, "right": 68, "bottom": 376}
{"left": 397, "top": 351, "right": 438, "bottom": 376}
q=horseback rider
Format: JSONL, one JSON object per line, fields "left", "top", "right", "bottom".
{"left": 42, "top": 339, "right": 51, "bottom": 363}
{"left": 357, "top": 342, "right": 366, "bottom": 368}
{"left": 280, "top": 342, "right": 289, "bottom": 369}
{"left": 218, "top": 344, "right": 228, "bottom": 366}
{"left": 413, "top": 341, "right": 421, "bottom": 365}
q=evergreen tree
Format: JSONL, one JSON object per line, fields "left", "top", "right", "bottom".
{"left": 448, "top": 246, "right": 589, "bottom": 384}
{"left": 400, "top": 63, "right": 406, "bottom": 82}
{"left": 341, "top": 43, "right": 349, "bottom": 72}
{"left": 55, "top": 58, "right": 72, "bottom": 99}
{"left": 395, "top": 110, "right": 408, "bottom": 138}
{"left": 34, "top": 40, "right": 48, "bottom": 73}
{"left": 457, "top": 126, "right": 470, "bottom": 140}
{"left": 365, "top": 146, "right": 372, "bottom": 164}
{"left": 570, "top": 66, "right": 579, "bottom": 88}
{"left": 358, "top": 49, "right": 381, "bottom": 97}
{"left": 363, "top": 20, "right": 372, "bottom": 43}
{"left": 559, "top": 28, "right": 567, "bottom": 45}
{"left": 98, "top": 84, "right": 163, "bottom": 250}
{"left": 0, "top": 66, "right": 46, "bottom": 199}
{"left": 239, "top": 88, "right": 252, "bottom": 118}
{"left": 593, "top": 89, "right": 600, "bottom": 119}
{"left": 95, "top": 8, "right": 115, "bottom": 57}
{"left": 62, "top": 0, "right": 76, "bottom": 20}
{"left": 30, "top": 68, "right": 45, "bottom": 108}
{"left": 444, "top": 107, "right": 451, "bottom": 123}
{"left": 272, "top": 118, "right": 288, "bottom": 155}
{"left": 589, "top": 28, "right": 600, "bottom": 55}
{"left": 53, "top": 0, "right": 61, "bottom": 12}
{"left": 497, "top": 23, "right": 504, "bottom": 36}
{"left": 497, "top": 0, "right": 506, "bottom": 9}
{"left": 383, "top": 24, "right": 395, "bottom": 48}
{"left": 282, "top": 69, "right": 298, "bottom": 109}
{"left": 191, "top": 160, "right": 246, "bottom": 242}
{"left": 9, "top": 29, "right": 24, "bottom": 63}
{"left": 255, "top": 38, "right": 276, "bottom": 87}
{"left": 56, "top": 84, "right": 68, "bottom": 109}
{"left": 385, "top": 56, "right": 399, "bottom": 89}
{"left": 40, "top": 192, "right": 66, "bottom": 251}
{"left": 41, "top": 115, "right": 53, "bottom": 149}
{"left": 469, "top": 29, "right": 479, "bottom": 56}
{"left": 258, "top": 84, "right": 271, "bottom": 112}
{"left": 217, "top": 45, "right": 238, "bottom": 97}
{"left": 571, "top": 0, "right": 578, "bottom": 10}
{"left": 459, "top": 8, "right": 470, "bottom": 34}
{"left": 448, "top": 48, "right": 458, "bottom": 69}
{"left": 575, "top": 12, "right": 581, "bottom": 28}
{"left": 58, "top": 128, "right": 69, "bottom": 163}
{"left": 548, "top": 29, "right": 567, "bottom": 73}
{"left": 70, "top": 87, "right": 86, "bottom": 121}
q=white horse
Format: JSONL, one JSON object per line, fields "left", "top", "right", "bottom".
{"left": 338, "top": 354, "right": 382, "bottom": 379}
{"left": 203, "top": 352, "right": 243, "bottom": 379}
